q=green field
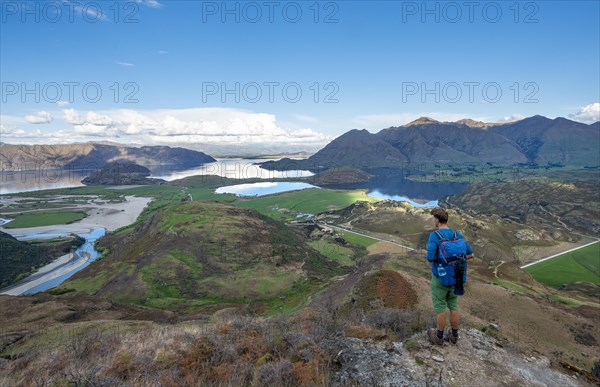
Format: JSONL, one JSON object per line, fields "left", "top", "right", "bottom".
{"left": 2, "top": 211, "right": 87, "bottom": 229}
{"left": 307, "top": 239, "right": 355, "bottom": 266}
{"left": 525, "top": 242, "right": 600, "bottom": 288}
{"left": 336, "top": 230, "right": 379, "bottom": 248}
{"left": 235, "top": 188, "right": 379, "bottom": 220}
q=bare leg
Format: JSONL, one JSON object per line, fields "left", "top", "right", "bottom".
{"left": 436, "top": 311, "right": 447, "bottom": 331}
{"left": 450, "top": 310, "right": 459, "bottom": 330}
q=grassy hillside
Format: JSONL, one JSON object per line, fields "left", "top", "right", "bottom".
{"left": 60, "top": 201, "right": 347, "bottom": 314}
{"left": 236, "top": 188, "right": 379, "bottom": 221}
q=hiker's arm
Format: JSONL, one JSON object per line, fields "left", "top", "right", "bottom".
{"left": 465, "top": 240, "right": 474, "bottom": 260}
{"left": 425, "top": 234, "right": 438, "bottom": 262}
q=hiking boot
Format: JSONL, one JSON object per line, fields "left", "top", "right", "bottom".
{"left": 445, "top": 327, "right": 458, "bottom": 344}
{"left": 427, "top": 328, "right": 444, "bottom": 346}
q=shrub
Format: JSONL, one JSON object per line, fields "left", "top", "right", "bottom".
{"left": 253, "top": 359, "right": 294, "bottom": 386}
{"left": 364, "top": 308, "right": 425, "bottom": 340}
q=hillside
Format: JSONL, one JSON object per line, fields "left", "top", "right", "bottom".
{"left": 263, "top": 116, "right": 600, "bottom": 171}
{"left": 0, "top": 142, "right": 216, "bottom": 171}
{"left": 59, "top": 201, "right": 346, "bottom": 313}
{"left": 81, "top": 161, "right": 162, "bottom": 186}
{"left": 1, "top": 197, "right": 599, "bottom": 385}
{"left": 304, "top": 167, "right": 374, "bottom": 185}
{"left": 446, "top": 178, "right": 600, "bottom": 235}
{"left": 1, "top": 264, "right": 598, "bottom": 386}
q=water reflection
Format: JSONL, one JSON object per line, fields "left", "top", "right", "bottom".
{"left": 151, "top": 158, "right": 314, "bottom": 181}
{"left": 215, "top": 182, "right": 318, "bottom": 197}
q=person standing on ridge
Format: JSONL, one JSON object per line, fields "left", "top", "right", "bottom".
{"left": 426, "top": 208, "right": 474, "bottom": 345}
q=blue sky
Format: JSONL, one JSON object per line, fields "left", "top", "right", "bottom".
{"left": 1, "top": 0, "right": 599, "bottom": 150}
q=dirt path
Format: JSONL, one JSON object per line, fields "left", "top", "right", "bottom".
{"left": 493, "top": 260, "right": 505, "bottom": 278}
{"left": 538, "top": 205, "right": 572, "bottom": 231}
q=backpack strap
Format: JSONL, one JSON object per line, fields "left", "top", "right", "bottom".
{"left": 434, "top": 230, "right": 445, "bottom": 241}
{"left": 452, "top": 230, "right": 458, "bottom": 239}
{"left": 434, "top": 230, "right": 447, "bottom": 264}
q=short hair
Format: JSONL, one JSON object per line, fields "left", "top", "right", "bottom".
{"left": 431, "top": 208, "right": 448, "bottom": 224}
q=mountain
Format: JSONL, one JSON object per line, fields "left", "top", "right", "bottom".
{"left": 490, "top": 116, "right": 600, "bottom": 165}
{"left": 377, "top": 119, "right": 526, "bottom": 164}
{"left": 263, "top": 116, "right": 599, "bottom": 171}
{"left": 0, "top": 142, "right": 216, "bottom": 171}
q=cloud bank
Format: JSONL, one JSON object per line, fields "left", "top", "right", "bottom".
{"left": 2, "top": 108, "right": 332, "bottom": 150}
{"left": 24, "top": 111, "right": 53, "bottom": 124}
{"left": 570, "top": 102, "right": 600, "bottom": 124}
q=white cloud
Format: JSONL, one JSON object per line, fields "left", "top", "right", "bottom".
{"left": 158, "top": 50, "right": 169, "bottom": 55}
{"left": 570, "top": 102, "right": 600, "bottom": 124}
{"left": 57, "top": 100, "right": 70, "bottom": 107}
{"left": 354, "top": 112, "right": 487, "bottom": 130}
{"left": 135, "top": 0, "right": 162, "bottom": 8}
{"left": 0, "top": 124, "right": 40, "bottom": 138}
{"left": 24, "top": 111, "right": 53, "bottom": 124}
{"left": 496, "top": 114, "right": 526, "bottom": 123}
{"left": 32, "top": 107, "right": 333, "bottom": 147}
{"left": 292, "top": 114, "right": 319, "bottom": 123}
{"left": 63, "top": 108, "right": 83, "bottom": 125}
{"left": 72, "top": 2, "right": 107, "bottom": 21}
{"left": 116, "top": 61, "right": 136, "bottom": 67}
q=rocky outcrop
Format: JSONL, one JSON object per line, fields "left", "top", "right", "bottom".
{"left": 328, "top": 328, "right": 585, "bottom": 386}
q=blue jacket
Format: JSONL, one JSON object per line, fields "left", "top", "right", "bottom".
{"left": 426, "top": 228, "right": 473, "bottom": 276}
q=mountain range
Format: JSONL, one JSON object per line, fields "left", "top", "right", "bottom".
{"left": 1, "top": 115, "right": 598, "bottom": 173}
{"left": 0, "top": 142, "right": 216, "bottom": 171}
{"left": 262, "top": 115, "right": 600, "bottom": 171}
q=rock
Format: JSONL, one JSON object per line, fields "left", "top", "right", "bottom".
{"left": 328, "top": 338, "right": 423, "bottom": 386}
{"left": 432, "top": 355, "right": 444, "bottom": 363}
{"left": 392, "top": 342, "right": 403, "bottom": 354}
{"left": 592, "top": 360, "right": 600, "bottom": 378}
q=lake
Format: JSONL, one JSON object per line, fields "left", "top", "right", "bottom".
{"left": 366, "top": 190, "right": 439, "bottom": 207}
{"left": 215, "top": 182, "right": 318, "bottom": 197}
{"left": 0, "top": 159, "right": 312, "bottom": 195}
{"left": 0, "top": 169, "right": 88, "bottom": 195}
{"left": 321, "top": 176, "right": 467, "bottom": 206}
{"left": 151, "top": 158, "right": 314, "bottom": 181}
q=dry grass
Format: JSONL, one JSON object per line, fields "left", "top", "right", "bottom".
{"left": 2, "top": 310, "right": 340, "bottom": 386}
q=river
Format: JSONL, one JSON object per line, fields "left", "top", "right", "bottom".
{"left": 0, "top": 227, "right": 106, "bottom": 296}
{"left": 0, "top": 196, "right": 151, "bottom": 296}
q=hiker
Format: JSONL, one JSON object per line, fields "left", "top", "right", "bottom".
{"left": 426, "top": 208, "right": 474, "bottom": 345}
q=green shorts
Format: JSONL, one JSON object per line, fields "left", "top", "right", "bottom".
{"left": 431, "top": 274, "right": 459, "bottom": 313}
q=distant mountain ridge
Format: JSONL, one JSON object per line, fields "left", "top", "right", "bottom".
{"left": 0, "top": 142, "right": 216, "bottom": 171}
{"left": 263, "top": 115, "right": 600, "bottom": 171}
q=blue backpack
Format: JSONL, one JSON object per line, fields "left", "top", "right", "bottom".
{"left": 434, "top": 230, "right": 468, "bottom": 293}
